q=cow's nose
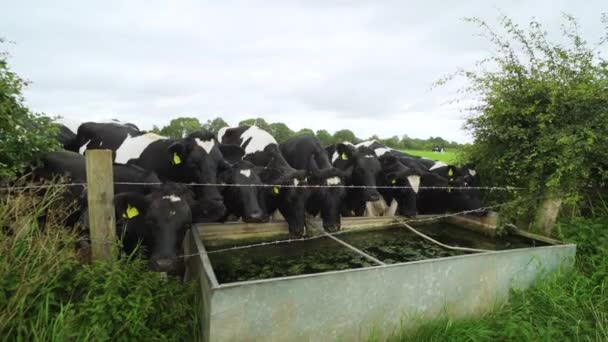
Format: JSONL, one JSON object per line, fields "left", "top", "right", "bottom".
{"left": 323, "top": 223, "right": 341, "bottom": 233}
{"left": 368, "top": 194, "right": 380, "bottom": 201}
{"left": 243, "top": 210, "right": 265, "bottom": 223}
{"left": 151, "top": 258, "right": 178, "bottom": 273}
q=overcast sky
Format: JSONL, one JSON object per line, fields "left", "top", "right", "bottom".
{"left": 2, "top": 1, "right": 606, "bottom": 142}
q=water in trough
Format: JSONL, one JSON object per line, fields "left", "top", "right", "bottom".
{"left": 207, "top": 223, "right": 548, "bottom": 284}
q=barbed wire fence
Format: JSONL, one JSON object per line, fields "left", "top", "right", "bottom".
{"left": 2, "top": 178, "right": 529, "bottom": 262}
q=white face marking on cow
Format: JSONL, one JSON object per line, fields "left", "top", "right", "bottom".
{"left": 429, "top": 161, "right": 448, "bottom": 170}
{"left": 194, "top": 138, "right": 215, "bottom": 154}
{"left": 240, "top": 169, "right": 251, "bottom": 178}
{"left": 162, "top": 194, "right": 182, "bottom": 202}
{"left": 78, "top": 139, "right": 91, "bottom": 155}
{"left": 388, "top": 198, "right": 399, "bottom": 216}
{"left": 331, "top": 151, "right": 339, "bottom": 164}
{"left": 217, "top": 127, "right": 228, "bottom": 143}
{"left": 469, "top": 169, "right": 477, "bottom": 177}
{"left": 407, "top": 175, "right": 421, "bottom": 194}
{"left": 115, "top": 133, "right": 167, "bottom": 164}
{"left": 293, "top": 178, "right": 300, "bottom": 186}
{"left": 240, "top": 126, "right": 277, "bottom": 156}
{"left": 326, "top": 177, "right": 341, "bottom": 185}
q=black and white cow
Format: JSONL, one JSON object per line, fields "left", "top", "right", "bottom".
{"left": 372, "top": 155, "right": 422, "bottom": 217}
{"left": 326, "top": 142, "right": 382, "bottom": 216}
{"left": 281, "top": 134, "right": 347, "bottom": 232}
{"left": 217, "top": 160, "right": 267, "bottom": 223}
{"left": 114, "top": 182, "right": 194, "bottom": 275}
{"left": 218, "top": 126, "right": 310, "bottom": 237}
{"left": 74, "top": 124, "right": 228, "bottom": 222}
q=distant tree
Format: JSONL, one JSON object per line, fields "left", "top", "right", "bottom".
{"left": 368, "top": 134, "right": 380, "bottom": 142}
{"left": 268, "top": 122, "right": 294, "bottom": 143}
{"left": 0, "top": 39, "right": 58, "bottom": 178}
{"left": 150, "top": 125, "right": 161, "bottom": 134}
{"left": 333, "top": 129, "right": 358, "bottom": 144}
{"left": 296, "top": 128, "right": 314, "bottom": 136}
{"left": 316, "top": 129, "right": 333, "bottom": 146}
{"left": 159, "top": 117, "right": 202, "bottom": 138}
{"left": 381, "top": 135, "right": 400, "bottom": 149}
{"left": 238, "top": 118, "right": 271, "bottom": 132}
{"left": 203, "top": 117, "right": 228, "bottom": 135}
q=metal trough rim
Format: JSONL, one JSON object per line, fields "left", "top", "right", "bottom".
{"left": 192, "top": 216, "right": 574, "bottom": 290}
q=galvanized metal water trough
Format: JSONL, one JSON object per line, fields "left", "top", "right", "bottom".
{"left": 184, "top": 214, "right": 576, "bottom": 341}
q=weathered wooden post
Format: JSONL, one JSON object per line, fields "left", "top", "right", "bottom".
{"left": 533, "top": 190, "right": 562, "bottom": 235}
{"left": 85, "top": 149, "right": 117, "bottom": 260}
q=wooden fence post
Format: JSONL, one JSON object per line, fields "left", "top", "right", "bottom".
{"left": 533, "top": 190, "right": 562, "bottom": 235}
{"left": 85, "top": 149, "right": 117, "bottom": 261}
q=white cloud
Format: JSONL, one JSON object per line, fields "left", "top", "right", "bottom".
{"left": 1, "top": 0, "right": 606, "bottom": 143}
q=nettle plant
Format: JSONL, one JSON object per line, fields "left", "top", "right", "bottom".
{"left": 0, "top": 38, "right": 58, "bottom": 179}
{"left": 439, "top": 14, "right": 608, "bottom": 225}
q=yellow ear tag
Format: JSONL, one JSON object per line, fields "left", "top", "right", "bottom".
{"left": 448, "top": 168, "right": 454, "bottom": 176}
{"left": 391, "top": 179, "right": 397, "bottom": 184}
{"left": 273, "top": 187, "right": 280, "bottom": 195}
{"left": 341, "top": 152, "right": 348, "bottom": 160}
{"left": 125, "top": 204, "right": 139, "bottom": 219}
{"left": 173, "top": 152, "right": 182, "bottom": 165}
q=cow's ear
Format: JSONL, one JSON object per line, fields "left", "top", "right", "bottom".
{"left": 167, "top": 141, "right": 187, "bottom": 165}
{"left": 219, "top": 144, "right": 245, "bottom": 164}
{"left": 114, "top": 193, "right": 147, "bottom": 220}
{"left": 336, "top": 143, "right": 354, "bottom": 161}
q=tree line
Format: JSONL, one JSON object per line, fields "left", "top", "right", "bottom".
{"left": 150, "top": 117, "right": 464, "bottom": 151}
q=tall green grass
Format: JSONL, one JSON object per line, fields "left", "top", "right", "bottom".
{"left": 0, "top": 182, "right": 201, "bottom": 341}
{"left": 381, "top": 216, "right": 608, "bottom": 341}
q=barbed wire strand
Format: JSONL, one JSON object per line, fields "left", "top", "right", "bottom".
{"left": 0, "top": 181, "right": 525, "bottom": 192}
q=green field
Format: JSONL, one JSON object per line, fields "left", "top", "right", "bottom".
{"left": 401, "top": 149, "right": 459, "bottom": 164}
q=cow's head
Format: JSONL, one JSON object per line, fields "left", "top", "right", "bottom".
{"left": 114, "top": 183, "right": 193, "bottom": 275}
{"left": 334, "top": 144, "right": 381, "bottom": 201}
{"left": 380, "top": 155, "right": 421, "bottom": 217}
{"left": 308, "top": 156, "right": 347, "bottom": 232}
{"left": 218, "top": 160, "right": 267, "bottom": 223}
{"left": 165, "top": 131, "right": 232, "bottom": 218}
{"left": 260, "top": 167, "right": 310, "bottom": 238}
{"left": 445, "top": 176, "right": 487, "bottom": 216}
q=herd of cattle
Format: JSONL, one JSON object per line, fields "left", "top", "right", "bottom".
{"left": 33, "top": 119, "right": 486, "bottom": 274}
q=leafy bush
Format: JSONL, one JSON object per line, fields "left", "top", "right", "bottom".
{"left": 438, "top": 14, "right": 608, "bottom": 223}
{"left": 0, "top": 182, "right": 200, "bottom": 341}
{"left": 0, "top": 39, "right": 59, "bottom": 179}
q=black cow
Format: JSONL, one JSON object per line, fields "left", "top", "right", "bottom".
{"left": 217, "top": 160, "right": 266, "bottom": 223}
{"left": 114, "top": 182, "right": 193, "bottom": 275}
{"left": 219, "top": 126, "right": 310, "bottom": 237}
{"left": 74, "top": 124, "right": 228, "bottom": 222}
{"left": 326, "top": 143, "right": 381, "bottom": 216}
{"left": 281, "top": 134, "right": 347, "bottom": 232}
